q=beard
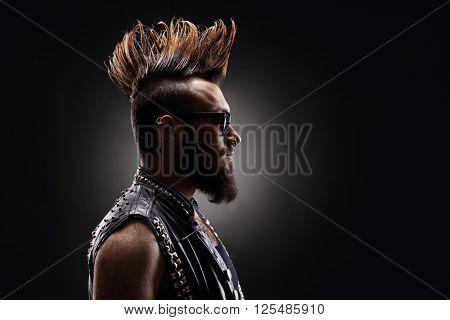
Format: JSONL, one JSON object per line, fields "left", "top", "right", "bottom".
{"left": 191, "top": 157, "right": 238, "bottom": 204}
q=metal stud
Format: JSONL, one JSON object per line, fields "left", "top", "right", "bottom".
{"left": 238, "top": 283, "right": 245, "bottom": 300}
{"left": 225, "top": 268, "right": 232, "bottom": 281}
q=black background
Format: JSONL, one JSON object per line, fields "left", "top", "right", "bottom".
{"left": 1, "top": 0, "right": 449, "bottom": 299}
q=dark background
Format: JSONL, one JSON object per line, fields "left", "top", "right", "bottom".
{"left": 1, "top": 0, "right": 449, "bottom": 299}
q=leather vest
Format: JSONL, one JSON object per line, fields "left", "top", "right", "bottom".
{"left": 87, "top": 167, "right": 245, "bottom": 300}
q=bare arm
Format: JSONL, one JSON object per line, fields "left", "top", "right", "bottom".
{"left": 92, "top": 220, "right": 166, "bottom": 299}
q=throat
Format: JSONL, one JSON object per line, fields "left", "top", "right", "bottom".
{"left": 141, "top": 165, "right": 197, "bottom": 199}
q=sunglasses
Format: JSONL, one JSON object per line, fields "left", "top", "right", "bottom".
{"left": 171, "top": 111, "right": 231, "bottom": 135}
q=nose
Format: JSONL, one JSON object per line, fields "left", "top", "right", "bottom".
{"left": 226, "top": 125, "right": 241, "bottom": 145}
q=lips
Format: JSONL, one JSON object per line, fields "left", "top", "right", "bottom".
{"left": 225, "top": 150, "right": 234, "bottom": 160}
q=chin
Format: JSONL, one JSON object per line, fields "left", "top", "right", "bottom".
{"left": 194, "top": 160, "right": 238, "bottom": 204}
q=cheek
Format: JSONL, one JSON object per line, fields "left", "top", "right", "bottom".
{"left": 199, "top": 128, "right": 226, "bottom": 158}
{"left": 213, "top": 137, "right": 227, "bottom": 159}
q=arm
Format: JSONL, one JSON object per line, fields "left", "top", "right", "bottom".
{"left": 92, "top": 219, "right": 166, "bottom": 299}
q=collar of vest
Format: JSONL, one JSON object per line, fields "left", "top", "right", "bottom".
{"left": 134, "top": 166, "right": 199, "bottom": 216}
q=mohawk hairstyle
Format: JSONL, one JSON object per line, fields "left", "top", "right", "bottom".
{"left": 107, "top": 18, "right": 236, "bottom": 99}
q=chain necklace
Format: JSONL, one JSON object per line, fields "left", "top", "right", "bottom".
{"left": 195, "top": 209, "right": 222, "bottom": 246}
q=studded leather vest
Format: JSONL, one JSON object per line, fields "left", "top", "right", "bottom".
{"left": 87, "top": 167, "right": 245, "bottom": 300}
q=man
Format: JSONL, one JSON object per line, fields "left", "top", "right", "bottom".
{"left": 87, "top": 18, "right": 245, "bottom": 300}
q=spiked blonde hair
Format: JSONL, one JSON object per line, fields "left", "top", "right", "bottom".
{"left": 107, "top": 18, "right": 236, "bottom": 99}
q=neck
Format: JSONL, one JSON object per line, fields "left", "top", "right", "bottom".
{"left": 158, "top": 175, "right": 197, "bottom": 199}
{"left": 140, "top": 162, "right": 196, "bottom": 199}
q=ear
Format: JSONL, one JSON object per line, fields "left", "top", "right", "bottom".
{"left": 156, "top": 115, "right": 178, "bottom": 141}
{"left": 155, "top": 114, "right": 173, "bottom": 126}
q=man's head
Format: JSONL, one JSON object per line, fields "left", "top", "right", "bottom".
{"left": 107, "top": 18, "right": 241, "bottom": 203}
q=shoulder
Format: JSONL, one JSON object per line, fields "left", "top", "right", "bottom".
{"left": 97, "top": 219, "right": 160, "bottom": 260}
{"left": 93, "top": 219, "right": 166, "bottom": 299}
